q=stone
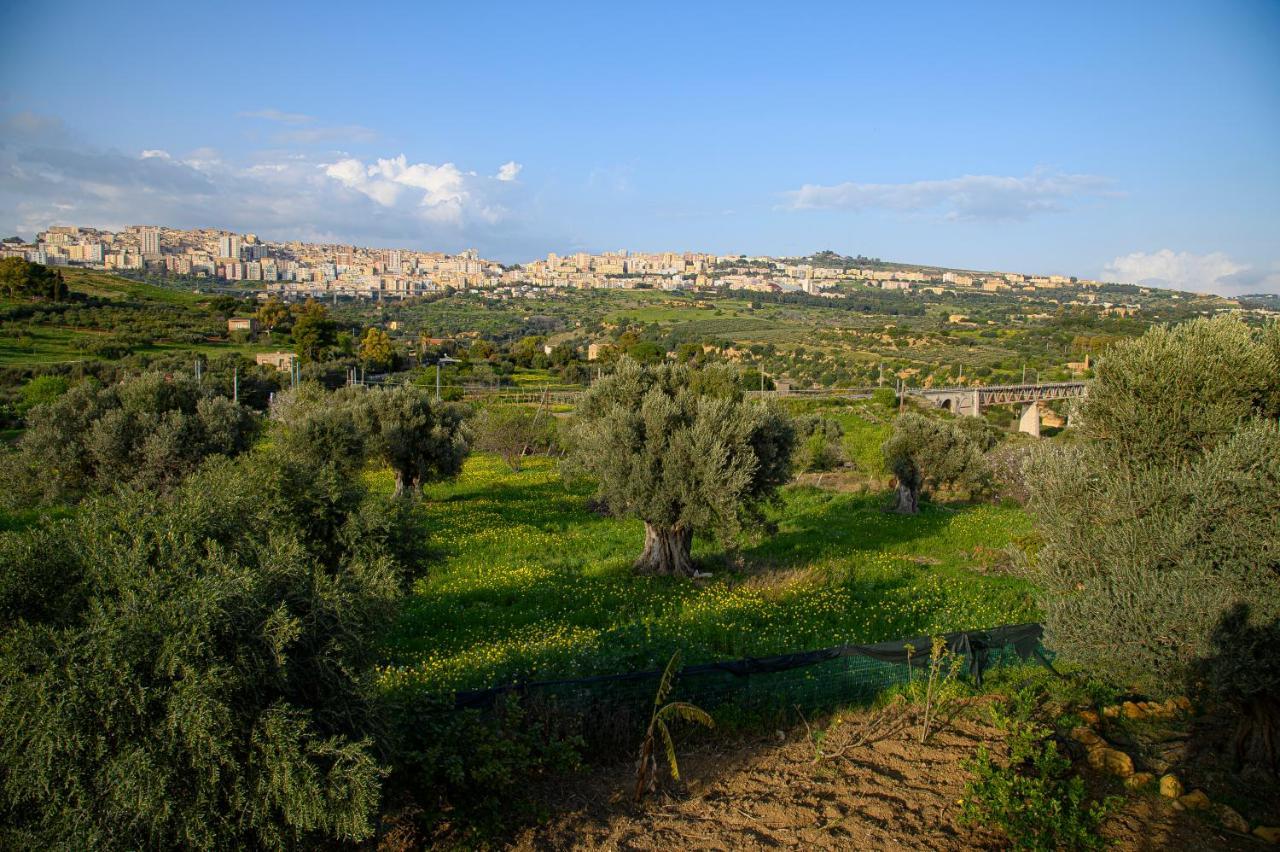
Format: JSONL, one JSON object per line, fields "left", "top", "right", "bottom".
{"left": 1071, "top": 726, "right": 1102, "bottom": 747}
{"left": 1124, "top": 772, "right": 1154, "bottom": 790}
{"left": 1174, "top": 696, "right": 1193, "bottom": 713}
{"left": 1087, "top": 746, "right": 1134, "bottom": 777}
{"left": 1122, "top": 700, "right": 1144, "bottom": 720}
{"left": 1079, "top": 709, "right": 1100, "bottom": 726}
{"left": 1178, "top": 790, "right": 1210, "bottom": 811}
{"left": 1102, "top": 705, "right": 1120, "bottom": 718}
{"left": 1216, "top": 804, "right": 1249, "bottom": 834}
{"left": 1159, "top": 774, "right": 1184, "bottom": 798}
{"left": 1253, "top": 826, "right": 1280, "bottom": 844}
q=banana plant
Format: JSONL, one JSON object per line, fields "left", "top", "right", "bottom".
{"left": 633, "top": 650, "right": 715, "bottom": 802}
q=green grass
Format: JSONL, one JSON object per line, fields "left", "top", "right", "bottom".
{"left": 378, "top": 454, "right": 1035, "bottom": 695}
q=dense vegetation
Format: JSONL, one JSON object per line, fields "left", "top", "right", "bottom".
{"left": 1026, "top": 317, "right": 1280, "bottom": 770}
{"left": 2, "top": 264, "right": 1276, "bottom": 845}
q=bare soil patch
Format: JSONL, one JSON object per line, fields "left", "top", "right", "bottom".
{"left": 509, "top": 703, "right": 1258, "bottom": 851}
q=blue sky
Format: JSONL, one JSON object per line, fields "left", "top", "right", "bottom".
{"left": 2, "top": 0, "right": 1278, "bottom": 293}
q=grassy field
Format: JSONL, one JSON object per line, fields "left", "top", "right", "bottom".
{"left": 377, "top": 454, "right": 1035, "bottom": 695}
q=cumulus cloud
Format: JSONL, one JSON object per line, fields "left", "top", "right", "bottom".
{"left": 0, "top": 111, "right": 530, "bottom": 251}
{"left": 1103, "top": 249, "right": 1280, "bottom": 296}
{"left": 322, "top": 154, "right": 508, "bottom": 224}
{"left": 783, "top": 168, "right": 1116, "bottom": 221}
{"left": 495, "top": 161, "right": 522, "bottom": 182}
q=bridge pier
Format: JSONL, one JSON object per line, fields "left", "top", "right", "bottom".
{"left": 1018, "top": 402, "right": 1041, "bottom": 437}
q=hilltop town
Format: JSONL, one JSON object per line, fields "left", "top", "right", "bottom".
{"left": 2, "top": 224, "right": 1216, "bottom": 319}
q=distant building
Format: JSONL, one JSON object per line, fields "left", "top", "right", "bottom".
{"left": 228, "top": 317, "right": 259, "bottom": 334}
{"left": 255, "top": 351, "right": 294, "bottom": 371}
{"left": 140, "top": 227, "right": 160, "bottom": 257}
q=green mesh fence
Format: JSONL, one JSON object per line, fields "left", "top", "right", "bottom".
{"left": 452, "top": 623, "right": 1046, "bottom": 746}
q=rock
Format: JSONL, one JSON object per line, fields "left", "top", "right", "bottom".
{"left": 1159, "top": 774, "right": 1184, "bottom": 798}
{"left": 1253, "top": 826, "right": 1280, "bottom": 844}
{"left": 1178, "top": 790, "right": 1210, "bottom": 811}
{"left": 1174, "top": 696, "right": 1193, "bottom": 713}
{"left": 1122, "top": 700, "right": 1144, "bottom": 720}
{"left": 1071, "top": 726, "right": 1102, "bottom": 747}
{"left": 1216, "top": 804, "right": 1249, "bottom": 834}
{"left": 1087, "top": 746, "right": 1134, "bottom": 777}
{"left": 1125, "top": 772, "right": 1153, "bottom": 790}
{"left": 1102, "top": 705, "right": 1120, "bottom": 718}
{"left": 1079, "top": 709, "right": 1100, "bottom": 726}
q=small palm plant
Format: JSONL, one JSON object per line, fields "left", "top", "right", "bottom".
{"left": 633, "top": 650, "right": 715, "bottom": 802}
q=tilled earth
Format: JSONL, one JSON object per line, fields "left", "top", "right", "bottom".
{"left": 509, "top": 702, "right": 1258, "bottom": 851}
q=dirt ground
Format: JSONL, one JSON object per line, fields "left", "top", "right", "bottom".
{"left": 509, "top": 702, "right": 1259, "bottom": 851}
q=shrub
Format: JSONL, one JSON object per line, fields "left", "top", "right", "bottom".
{"left": 792, "top": 414, "right": 846, "bottom": 472}
{"left": 1, "top": 373, "right": 257, "bottom": 505}
{"left": 384, "top": 693, "right": 583, "bottom": 839}
{"left": 960, "top": 689, "right": 1116, "bottom": 851}
{"left": 0, "top": 447, "right": 409, "bottom": 848}
{"left": 1027, "top": 318, "right": 1280, "bottom": 769}
{"left": 472, "top": 403, "right": 557, "bottom": 471}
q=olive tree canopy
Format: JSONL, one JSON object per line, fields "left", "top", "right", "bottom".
{"left": 1027, "top": 317, "right": 1280, "bottom": 770}
{"left": 565, "top": 360, "right": 794, "bottom": 577}
{"left": 882, "top": 412, "right": 990, "bottom": 514}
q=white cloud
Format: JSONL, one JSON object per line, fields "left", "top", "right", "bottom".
{"left": 783, "top": 168, "right": 1116, "bottom": 221}
{"left": 323, "top": 155, "right": 475, "bottom": 223}
{"left": 0, "top": 112, "right": 533, "bottom": 252}
{"left": 495, "top": 161, "right": 522, "bottom": 182}
{"left": 1103, "top": 249, "right": 1280, "bottom": 296}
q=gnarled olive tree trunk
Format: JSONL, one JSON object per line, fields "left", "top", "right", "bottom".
{"left": 892, "top": 481, "right": 919, "bottom": 514}
{"left": 635, "top": 523, "right": 695, "bottom": 577}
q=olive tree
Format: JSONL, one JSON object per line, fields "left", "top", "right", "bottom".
{"left": 565, "top": 360, "right": 795, "bottom": 577}
{"left": 271, "top": 383, "right": 469, "bottom": 499}
{"left": 361, "top": 383, "right": 469, "bottom": 497}
{"left": 0, "top": 445, "right": 406, "bottom": 847}
{"left": 1, "top": 372, "right": 256, "bottom": 505}
{"left": 1027, "top": 317, "right": 1280, "bottom": 770}
{"left": 471, "top": 403, "right": 557, "bottom": 471}
{"left": 882, "top": 412, "right": 990, "bottom": 514}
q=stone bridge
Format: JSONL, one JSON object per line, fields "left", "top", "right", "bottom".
{"left": 909, "top": 381, "right": 1087, "bottom": 436}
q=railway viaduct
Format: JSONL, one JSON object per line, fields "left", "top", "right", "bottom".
{"left": 908, "top": 381, "right": 1087, "bottom": 436}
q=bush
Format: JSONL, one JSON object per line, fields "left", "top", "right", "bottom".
{"left": 0, "top": 373, "right": 257, "bottom": 505}
{"left": 960, "top": 701, "right": 1115, "bottom": 851}
{"left": 384, "top": 693, "right": 582, "bottom": 839}
{"left": 870, "top": 387, "right": 897, "bottom": 409}
{"left": 791, "top": 414, "right": 846, "bottom": 472}
{"left": 471, "top": 403, "right": 557, "bottom": 471}
{"left": 1027, "top": 318, "right": 1280, "bottom": 769}
{"left": 0, "top": 446, "right": 409, "bottom": 847}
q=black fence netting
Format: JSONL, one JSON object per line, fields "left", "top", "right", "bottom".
{"left": 448, "top": 623, "right": 1046, "bottom": 742}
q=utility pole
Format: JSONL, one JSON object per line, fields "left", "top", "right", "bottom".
{"left": 233, "top": 366, "right": 238, "bottom": 403}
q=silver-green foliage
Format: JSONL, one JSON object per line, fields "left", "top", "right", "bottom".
{"left": 1, "top": 372, "right": 256, "bottom": 505}
{"left": 0, "top": 446, "right": 403, "bottom": 848}
{"left": 564, "top": 359, "right": 795, "bottom": 574}
{"left": 882, "top": 412, "right": 991, "bottom": 513}
{"left": 1027, "top": 317, "right": 1280, "bottom": 698}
